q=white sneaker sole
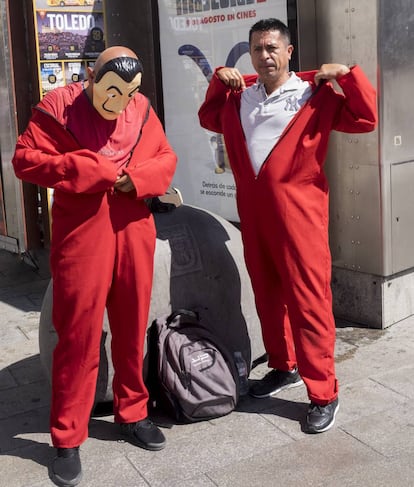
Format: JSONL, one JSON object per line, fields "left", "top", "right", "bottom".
{"left": 307, "top": 401, "right": 340, "bottom": 434}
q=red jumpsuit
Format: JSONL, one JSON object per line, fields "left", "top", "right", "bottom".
{"left": 12, "top": 87, "right": 177, "bottom": 447}
{"left": 199, "top": 66, "right": 377, "bottom": 405}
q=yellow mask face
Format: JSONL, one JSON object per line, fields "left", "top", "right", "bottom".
{"left": 92, "top": 71, "right": 142, "bottom": 120}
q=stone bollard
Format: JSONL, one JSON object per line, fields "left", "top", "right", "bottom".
{"left": 39, "top": 205, "right": 265, "bottom": 404}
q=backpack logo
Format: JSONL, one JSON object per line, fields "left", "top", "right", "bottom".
{"left": 191, "top": 351, "right": 214, "bottom": 369}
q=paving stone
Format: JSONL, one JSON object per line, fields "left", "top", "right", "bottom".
{"left": 165, "top": 474, "right": 217, "bottom": 487}
{"left": 0, "top": 442, "right": 53, "bottom": 487}
{"left": 0, "top": 407, "right": 50, "bottom": 454}
{"left": 0, "top": 319, "right": 27, "bottom": 345}
{"left": 8, "top": 354, "right": 45, "bottom": 386}
{"left": 80, "top": 439, "right": 149, "bottom": 487}
{"left": 371, "top": 364, "right": 414, "bottom": 400}
{"left": 0, "top": 381, "right": 51, "bottom": 420}
{"left": 125, "top": 412, "right": 292, "bottom": 486}
{"left": 0, "top": 342, "right": 41, "bottom": 370}
{"left": 336, "top": 377, "right": 407, "bottom": 427}
{"left": 319, "top": 455, "right": 414, "bottom": 487}
{"left": 206, "top": 429, "right": 384, "bottom": 486}
{"left": 0, "top": 367, "right": 18, "bottom": 390}
{"left": 256, "top": 399, "right": 312, "bottom": 440}
{"left": 341, "top": 402, "right": 414, "bottom": 458}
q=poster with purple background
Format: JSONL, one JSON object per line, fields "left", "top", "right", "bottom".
{"left": 33, "top": 0, "right": 105, "bottom": 97}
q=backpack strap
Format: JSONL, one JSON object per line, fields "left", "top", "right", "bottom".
{"left": 166, "top": 309, "right": 199, "bottom": 326}
{"left": 251, "top": 353, "right": 268, "bottom": 370}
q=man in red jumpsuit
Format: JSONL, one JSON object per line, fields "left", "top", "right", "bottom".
{"left": 12, "top": 46, "right": 177, "bottom": 486}
{"left": 199, "top": 19, "right": 377, "bottom": 434}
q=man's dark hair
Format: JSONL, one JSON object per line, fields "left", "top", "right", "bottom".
{"left": 249, "top": 18, "right": 291, "bottom": 45}
{"left": 95, "top": 56, "right": 143, "bottom": 83}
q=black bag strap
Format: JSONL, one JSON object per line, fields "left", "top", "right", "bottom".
{"left": 145, "top": 319, "right": 161, "bottom": 400}
{"left": 251, "top": 353, "right": 268, "bottom": 370}
{"left": 166, "top": 309, "right": 200, "bottom": 326}
{"left": 125, "top": 96, "right": 151, "bottom": 168}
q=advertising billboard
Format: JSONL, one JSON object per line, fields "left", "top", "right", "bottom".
{"left": 33, "top": 0, "right": 105, "bottom": 97}
{"left": 158, "top": 0, "right": 286, "bottom": 221}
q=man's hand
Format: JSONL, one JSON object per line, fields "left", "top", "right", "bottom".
{"left": 114, "top": 174, "right": 135, "bottom": 193}
{"left": 314, "top": 63, "right": 350, "bottom": 85}
{"left": 216, "top": 67, "right": 246, "bottom": 91}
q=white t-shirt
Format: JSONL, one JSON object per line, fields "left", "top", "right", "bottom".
{"left": 240, "top": 72, "right": 312, "bottom": 175}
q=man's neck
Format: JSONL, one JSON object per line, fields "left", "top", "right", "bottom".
{"left": 263, "top": 71, "right": 291, "bottom": 96}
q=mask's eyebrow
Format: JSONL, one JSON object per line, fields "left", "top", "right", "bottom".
{"left": 128, "top": 85, "right": 141, "bottom": 97}
{"left": 107, "top": 85, "right": 123, "bottom": 95}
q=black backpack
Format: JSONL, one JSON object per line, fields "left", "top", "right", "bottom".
{"left": 147, "top": 309, "right": 240, "bottom": 423}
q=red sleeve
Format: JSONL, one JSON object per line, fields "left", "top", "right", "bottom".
{"left": 198, "top": 68, "right": 257, "bottom": 134}
{"left": 333, "top": 65, "right": 377, "bottom": 133}
{"left": 12, "top": 108, "right": 117, "bottom": 193}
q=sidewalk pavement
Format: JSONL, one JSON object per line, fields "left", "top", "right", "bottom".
{"left": 1, "top": 247, "right": 414, "bottom": 487}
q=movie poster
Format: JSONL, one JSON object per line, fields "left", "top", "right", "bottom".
{"left": 158, "top": 0, "right": 286, "bottom": 221}
{"left": 33, "top": 0, "right": 105, "bottom": 97}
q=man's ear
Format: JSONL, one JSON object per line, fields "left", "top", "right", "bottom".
{"left": 87, "top": 66, "right": 95, "bottom": 81}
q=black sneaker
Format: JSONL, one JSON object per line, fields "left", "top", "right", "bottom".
{"left": 249, "top": 368, "right": 303, "bottom": 398}
{"left": 120, "top": 418, "right": 166, "bottom": 451}
{"left": 50, "top": 447, "right": 82, "bottom": 487}
{"left": 305, "top": 397, "right": 339, "bottom": 433}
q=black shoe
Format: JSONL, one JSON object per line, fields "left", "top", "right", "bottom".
{"left": 120, "top": 418, "right": 166, "bottom": 451}
{"left": 50, "top": 447, "right": 82, "bottom": 487}
{"left": 305, "top": 397, "right": 339, "bottom": 434}
{"left": 249, "top": 368, "right": 303, "bottom": 398}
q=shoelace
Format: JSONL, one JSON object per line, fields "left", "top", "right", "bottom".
{"left": 135, "top": 418, "right": 154, "bottom": 430}
{"left": 309, "top": 403, "right": 324, "bottom": 413}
